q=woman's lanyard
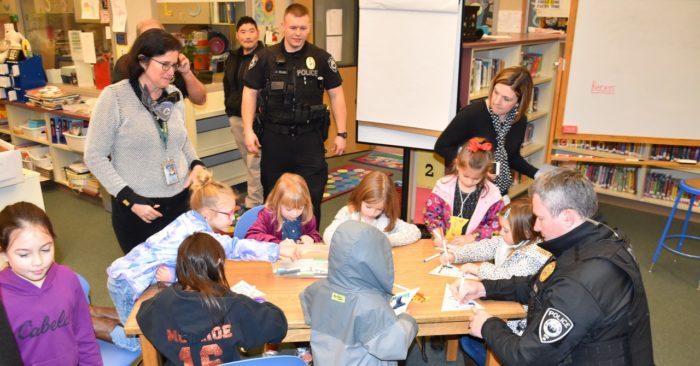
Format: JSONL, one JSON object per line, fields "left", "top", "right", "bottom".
{"left": 130, "top": 79, "right": 180, "bottom": 148}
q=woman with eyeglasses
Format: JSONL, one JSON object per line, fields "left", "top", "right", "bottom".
{"left": 86, "top": 29, "right": 206, "bottom": 254}
{"left": 104, "top": 169, "right": 301, "bottom": 351}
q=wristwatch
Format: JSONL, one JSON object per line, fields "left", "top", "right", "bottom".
{"left": 337, "top": 132, "right": 348, "bottom": 139}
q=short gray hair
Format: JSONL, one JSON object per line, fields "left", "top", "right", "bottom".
{"left": 529, "top": 168, "right": 597, "bottom": 218}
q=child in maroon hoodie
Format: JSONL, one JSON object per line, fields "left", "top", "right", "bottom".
{"left": 0, "top": 202, "right": 102, "bottom": 365}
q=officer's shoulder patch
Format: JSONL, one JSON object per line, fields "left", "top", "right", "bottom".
{"left": 539, "top": 261, "right": 556, "bottom": 282}
{"left": 248, "top": 54, "right": 258, "bottom": 70}
{"left": 539, "top": 307, "right": 574, "bottom": 343}
{"left": 328, "top": 56, "right": 338, "bottom": 73}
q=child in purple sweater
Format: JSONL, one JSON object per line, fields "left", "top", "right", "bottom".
{"left": 0, "top": 202, "right": 102, "bottom": 365}
{"left": 246, "top": 173, "right": 322, "bottom": 244}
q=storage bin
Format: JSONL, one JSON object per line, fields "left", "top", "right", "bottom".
{"left": 28, "top": 151, "right": 52, "bottom": 170}
{"left": 63, "top": 132, "right": 86, "bottom": 152}
{"left": 21, "top": 124, "right": 46, "bottom": 139}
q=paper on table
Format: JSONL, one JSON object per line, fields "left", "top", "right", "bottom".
{"left": 441, "top": 284, "right": 484, "bottom": 312}
{"left": 429, "top": 265, "right": 479, "bottom": 279}
{"left": 231, "top": 280, "right": 265, "bottom": 299}
{"left": 390, "top": 287, "right": 419, "bottom": 315}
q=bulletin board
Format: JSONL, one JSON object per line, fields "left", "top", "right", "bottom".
{"left": 554, "top": 0, "right": 700, "bottom": 144}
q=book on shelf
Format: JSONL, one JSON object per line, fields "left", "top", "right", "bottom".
{"left": 471, "top": 57, "right": 504, "bottom": 93}
{"left": 650, "top": 144, "right": 700, "bottom": 162}
{"left": 643, "top": 172, "right": 692, "bottom": 203}
{"left": 555, "top": 139, "right": 645, "bottom": 158}
{"left": 522, "top": 122, "right": 535, "bottom": 146}
{"left": 521, "top": 53, "right": 543, "bottom": 78}
{"left": 531, "top": 86, "right": 539, "bottom": 112}
{"left": 557, "top": 162, "right": 638, "bottom": 194}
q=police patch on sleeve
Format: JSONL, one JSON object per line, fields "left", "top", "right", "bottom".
{"left": 539, "top": 308, "right": 574, "bottom": 343}
{"left": 248, "top": 54, "right": 258, "bottom": 70}
{"left": 328, "top": 56, "right": 338, "bottom": 73}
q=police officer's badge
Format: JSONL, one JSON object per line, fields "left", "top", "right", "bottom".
{"left": 248, "top": 54, "right": 258, "bottom": 70}
{"left": 539, "top": 261, "right": 556, "bottom": 282}
{"left": 328, "top": 57, "right": 338, "bottom": 73}
{"left": 306, "top": 57, "right": 316, "bottom": 70}
{"left": 539, "top": 308, "right": 574, "bottom": 343}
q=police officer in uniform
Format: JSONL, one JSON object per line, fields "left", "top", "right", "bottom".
{"left": 452, "top": 168, "right": 654, "bottom": 365}
{"left": 242, "top": 3, "right": 347, "bottom": 227}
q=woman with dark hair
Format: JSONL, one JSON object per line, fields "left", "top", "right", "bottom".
{"left": 86, "top": 29, "right": 206, "bottom": 253}
{"left": 136, "top": 232, "right": 288, "bottom": 365}
{"left": 434, "top": 66, "right": 539, "bottom": 196}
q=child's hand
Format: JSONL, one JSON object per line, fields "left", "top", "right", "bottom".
{"left": 280, "top": 238, "right": 296, "bottom": 246}
{"left": 299, "top": 235, "right": 314, "bottom": 245}
{"left": 279, "top": 242, "right": 302, "bottom": 261}
{"left": 449, "top": 234, "right": 477, "bottom": 245}
{"left": 155, "top": 265, "right": 175, "bottom": 283}
{"left": 460, "top": 263, "right": 480, "bottom": 275}
{"left": 439, "top": 252, "right": 455, "bottom": 266}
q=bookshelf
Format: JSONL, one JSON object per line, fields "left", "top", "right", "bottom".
{"left": 460, "top": 33, "right": 564, "bottom": 197}
{"left": 0, "top": 99, "right": 96, "bottom": 193}
{"left": 551, "top": 140, "right": 700, "bottom": 214}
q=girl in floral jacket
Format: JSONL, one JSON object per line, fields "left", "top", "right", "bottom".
{"left": 423, "top": 138, "right": 504, "bottom": 244}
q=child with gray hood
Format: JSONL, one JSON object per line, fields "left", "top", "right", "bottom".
{"left": 300, "top": 221, "right": 418, "bottom": 365}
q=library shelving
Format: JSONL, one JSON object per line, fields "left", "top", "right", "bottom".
{"left": 551, "top": 140, "right": 700, "bottom": 213}
{"left": 0, "top": 99, "right": 92, "bottom": 189}
{"left": 459, "top": 33, "right": 565, "bottom": 197}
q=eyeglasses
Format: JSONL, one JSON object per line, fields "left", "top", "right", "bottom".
{"left": 148, "top": 57, "right": 182, "bottom": 72}
{"left": 212, "top": 209, "right": 236, "bottom": 221}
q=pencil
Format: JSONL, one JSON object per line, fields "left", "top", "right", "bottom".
{"left": 423, "top": 252, "right": 441, "bottom": 262}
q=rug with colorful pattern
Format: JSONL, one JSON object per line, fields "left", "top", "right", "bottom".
{"left": 323, "top": 165, "right": 393, "bottom": 202}
{"left": 350, "top": 151, "right": 403, "bottom": 170}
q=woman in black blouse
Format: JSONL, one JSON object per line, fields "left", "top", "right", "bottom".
{"left": 435, "top": 66, "right": 537, "bottom": 196}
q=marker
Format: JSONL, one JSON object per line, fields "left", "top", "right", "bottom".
{"left": 276, "top": 268, "right": 301, "bottom": 276}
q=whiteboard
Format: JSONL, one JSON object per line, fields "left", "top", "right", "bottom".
{"left": 559, "top": 0, "right": 700, "bottom": 141}
{"left": 356, "top": 0, "right": 463, "bottom": 149}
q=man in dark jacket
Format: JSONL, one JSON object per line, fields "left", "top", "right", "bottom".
{"left": 452, "top": 168, "right": 654, "bottom": 365}
{"left": 224, "top": 16, "right": 264, "bottom": 209}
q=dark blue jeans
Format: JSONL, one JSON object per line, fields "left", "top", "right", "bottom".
{"left": 460, "top": 335, "right": 486, "bottom": 366}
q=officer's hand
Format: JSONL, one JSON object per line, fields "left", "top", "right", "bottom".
{"left": 177, "top": 53, "right": 191, "bottom": 76}
{"left": 333, "top": 136, "right": 346, "bottom": 155}
{"left": 245, "top": 130, "right": 261, "bottom": 154}
{"left": 468, "top": 309, "right": 494, "bottom": 339}
{"left": 450, "top": 278, "right": 486, "bottom": 303}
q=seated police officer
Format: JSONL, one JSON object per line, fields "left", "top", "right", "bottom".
{"left": 241, "top": 3, "right": 347, "bottom": 227}
{"left": 452, "top": 168, "right": 654, "bottom": 365}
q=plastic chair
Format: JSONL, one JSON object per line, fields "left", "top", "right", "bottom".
{"left": 650, "top": 178, "right": 700, "bottom": 289}
{"left": 233, "top": 205, "right": 265, "bottom": 239}
{"left": 221, "top": 355, "right": 306, "bottom": 365}
{"left": 76, "top": 274, "right": 142, "bottom": 365}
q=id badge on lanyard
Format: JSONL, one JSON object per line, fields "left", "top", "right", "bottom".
{"left": 162, "top": 157, "right": 179, "bottom": 185}
{"left": 446, "top": 215, "right": 469, "bottom": 241}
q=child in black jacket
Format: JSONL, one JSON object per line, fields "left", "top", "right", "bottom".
{"left": 137, "top": 232, "right": 288, "bottom": 365}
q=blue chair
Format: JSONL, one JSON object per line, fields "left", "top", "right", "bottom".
{"left": 234, "top": 205, "right": 265, "bottom": 239}
{"left": 650, "top": 178, "right": 700, "bottom": 289}
{"left": 222, "top": 355, "right": 306, "bottom": 365}
{"left": 76, "top": 274, "right": 142, "bottom": 366}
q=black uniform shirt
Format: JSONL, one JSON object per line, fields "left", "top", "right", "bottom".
{"left": 243, "top": 40, "right": 342, "bottom": 99}
{"left": 478, "top": 220, "right": 654, "bottom": 365}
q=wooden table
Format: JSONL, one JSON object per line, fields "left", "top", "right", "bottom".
{"left": 125, "top": 240, "right": 526, "bottom": 365}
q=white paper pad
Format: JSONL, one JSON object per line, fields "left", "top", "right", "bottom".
{"left": 231, "top": 280, "right": 265, "bottom": 299}
{"left": 441, "top": 284, "right": 484, "bottom": 312}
